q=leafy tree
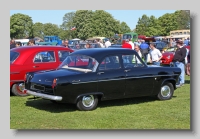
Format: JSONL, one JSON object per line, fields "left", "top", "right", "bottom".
{"left": 61, "top": 12, "right": 75, "bottom": 30}
{"left": 135, "top": 14, "right": 150, "bottom": 35}
{"left": 33, "top": 22, "right": 45, "bottom": 39}
{"left": 120, "top": 22, "right": 131, "bottom": 34}
{"left": 158, "top": 13, "right": 178, "bottom": 36}
{"left": 145, "top": 15, "right": 162, "bottom": 36}
{"left": 91, "top": 10, "right": 121, "bottom": 38}
{"left": 58, "top": 27, "right": 70, "bottom": 40}
{"left": 72, "top": 10, "right": 94, "bottom": 40}
{"left": 10, "top": 13, "right": 34, "bottom": 39}
{"left": 42, "top": 23, "right": 61, "bottom": 36}
{"left": 174, "top": 10, "right": 190, "bottom": 30}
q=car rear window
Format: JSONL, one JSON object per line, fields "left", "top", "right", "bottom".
{"left": 10, "top": 51, "right": 19, "bottom": 63}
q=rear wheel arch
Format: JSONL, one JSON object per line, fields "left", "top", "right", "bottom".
{"left": 161, "top": 79, "right": 176, "bottom": 89}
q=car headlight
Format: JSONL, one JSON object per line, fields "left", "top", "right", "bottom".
{"left": 167, "top": 55, "right": 170, "bottom": 59}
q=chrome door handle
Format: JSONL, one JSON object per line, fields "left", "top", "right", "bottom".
{"left": 97, "top": 72, "right": 104, "bottom": 75}
{"left": 124, "top": 69, "right": 131, "bottom": 72}
{"left": 33, "top": 66, "right": 39, "bottom": 68}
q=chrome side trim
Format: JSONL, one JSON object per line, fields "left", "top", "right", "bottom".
{"left": 10, "top": 72, "right": 20, "bottom": 74}
{"left": 10, "top": 80, "right": 24, "bottom": 82}
{"left": 72, "top": 74, "right": 180, "bottom": 84}
{"left": 24, "top": 89, "right": 62, "bottom": 101}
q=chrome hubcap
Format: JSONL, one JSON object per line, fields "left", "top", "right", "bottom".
{"left": 18, "top": 83, "right": 25, "bottom": 92}
{"left": 82, "top": 95, "right": 94, "bottom": 107}
{"left": 161, "top": 85, "right": 171, "bottom": 97}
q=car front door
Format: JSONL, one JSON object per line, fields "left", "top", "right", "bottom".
{"left": 122, "top": 54, "right": 155, "bottom": 97}
{"left": 97, "top": 55, "right": 126, "bottom": 100}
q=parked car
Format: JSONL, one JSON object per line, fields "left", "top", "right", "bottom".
{"left": 10, "top": 46, "right": 74, "bottom": 96}
{"left": 24, "top": 48, "right": 181, "bottom": 111}
{"left": 161, "top": 45, "right": 190, "bottom": 65}
{"left": 153, "top": 42, "right": 168, "bottom": 52}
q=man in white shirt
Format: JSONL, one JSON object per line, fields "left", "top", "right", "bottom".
{"left": 104, "top": 39, "right": 111, "bottom": 48}
{"left": 149, "top": 42, "right": 162, "bottom": 66}
{"left": 128, "top": 38, "right": 134, "bottom": 49}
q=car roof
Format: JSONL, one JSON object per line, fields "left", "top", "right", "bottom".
{"left": 10, "top": 46, "right": 73, "bottom": 53}
{"left": 70, "top": 48, "right": 136, "bottom": 62}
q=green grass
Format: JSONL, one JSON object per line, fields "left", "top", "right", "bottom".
{"left": 10, "top": 76, "right": 190, "bottom": 129}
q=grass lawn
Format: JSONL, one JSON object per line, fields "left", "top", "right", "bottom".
{"left": 10, "top": 75, "right": 190, "bottom": 129}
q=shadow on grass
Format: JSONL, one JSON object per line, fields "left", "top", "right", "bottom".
{"left": 185, "top": 80, "right": 190, "bottom": 84}
{"left": 25, "top": 96, "right": 157, "bottom": 113}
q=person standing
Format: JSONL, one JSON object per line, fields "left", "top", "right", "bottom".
{"left": 27, "top": 39, "right": 35, "bottom": 46}
{"left": 122, "top": 39, "right": 132, "bottom": 49}
{"left": 140, "top": 40, "right": 149, "bottom": 64}
{"left": 186, "top": 50, "right": 190, "bottom": 76}
{"left": 172, "top": 40, "right": 187, "bottom": 87}
{"left": 133, "top": 43, "right": 143, "bottom": 63}
{"left": 149, "top": 43, "right": 162, "bottom": 66}
{"left": 128, "top": 38, "right": 134, "bottom": 49}
{"left": 104, "top": 39, "right": 111, "bottom": 48}
{"left": 10, "top": 39, "right": 16, "bottom": 49}
{"left": 62, "top": 39, "right": 69, "bottom": 48}
{"left": 15, "top": 42, "right": 22, "bottom": 48}
{"left": 85, "top": 43, "right": 92, "bottom": 49}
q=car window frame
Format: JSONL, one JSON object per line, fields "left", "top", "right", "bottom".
{"left": 33, "top": 50, "right": 56, "bottom": 63}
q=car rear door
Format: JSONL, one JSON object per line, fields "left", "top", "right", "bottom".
{"left": 24, "top": 50, "right": 58, "bottom": 73}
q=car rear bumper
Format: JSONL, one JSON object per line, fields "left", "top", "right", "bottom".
{"left": 23, "top": 89, "right": 62, "bottom": 101}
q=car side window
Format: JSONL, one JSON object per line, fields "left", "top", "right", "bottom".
{"left": 98, "top": 55, "right": 120, "bottom": 71}
{"left": 58, "top": 51, "right": 70, "bottom": 62}
{"left": 122, "top": 54, "right": 144, "bottom": 68}
{"left": 34, "top": 51, "right": 55, "bottom": 63}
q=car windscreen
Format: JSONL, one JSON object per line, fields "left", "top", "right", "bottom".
{"left": 10, "top": 51, "right": 19, "bottom": 63}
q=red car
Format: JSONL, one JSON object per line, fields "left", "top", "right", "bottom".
{"left": 161, "top": 45, "right": 190, "bottom": 65}
{"left": 10, "top": 46, "right": 73, "bottom": 96}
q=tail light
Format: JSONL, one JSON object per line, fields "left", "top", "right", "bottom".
{"left": 52, "top": 78, "right": 57, "bottom": 89}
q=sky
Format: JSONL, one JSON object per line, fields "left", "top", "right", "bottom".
{"left": 10, "top": 10, "right": 176, "bottom": 30}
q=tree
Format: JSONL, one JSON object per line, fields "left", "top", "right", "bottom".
{"left": 135, "top": 14, "right": 150, "bottom": 35}
{"left": 72, "top": 10, "right": 94, "bottom": 40}
{"left": 42, "top": 23, "right": 61, "bottom": 36}
{"left": 158, "top": 13, "right": 178, "bottom": 36}
{"left": 174, "top": 10, "right": 190, "bottom": 30}
{"left": 33, "top": 22, "right": 45, "bottom": 39}
{"left": 120, "top": 22, "right": 131, "bottom": 34}
{"left": 91, "top": 10, "right": 121, "bottom": 38}
{"left": 61, "top": 12, "right": 75, "bottom": 30}
{"left": 145, "top": 15, "right": 162, "bottom": 36}
{"left": 10, "top": 13, "right": 34, "bottom": 39}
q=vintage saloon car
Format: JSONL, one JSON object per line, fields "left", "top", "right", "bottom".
{"left": 23, "top": 48, "right": 181, "bottom": 111}
{"left": 10, "top": 46, "right": 73, "bottom": 96}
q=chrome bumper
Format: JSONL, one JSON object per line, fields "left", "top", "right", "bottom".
{"left": 24, "top": 89, "right": 62, "bottom": 101}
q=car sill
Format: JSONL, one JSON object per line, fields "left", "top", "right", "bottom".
{"left": 24, "top": 89, "right": 62, "bottom": 101}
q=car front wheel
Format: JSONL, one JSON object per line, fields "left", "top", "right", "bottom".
{"left": 157, "top": 82, "right": 174, "bottom": 100}
{"left": 11, "top": 83, "right": 28, "bottom": 97}
{"left": 76, "top": 95, "right": 98, "bottom": 111}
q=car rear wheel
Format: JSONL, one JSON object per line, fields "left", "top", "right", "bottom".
{"left": 11, "top": 83, "right": 28, "bottom": 97}
{"left": 157, "top": 82, "right": 174, "bottom": 100}
{"left": 76, "top": 95, "right": 98, "bottom": 111}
